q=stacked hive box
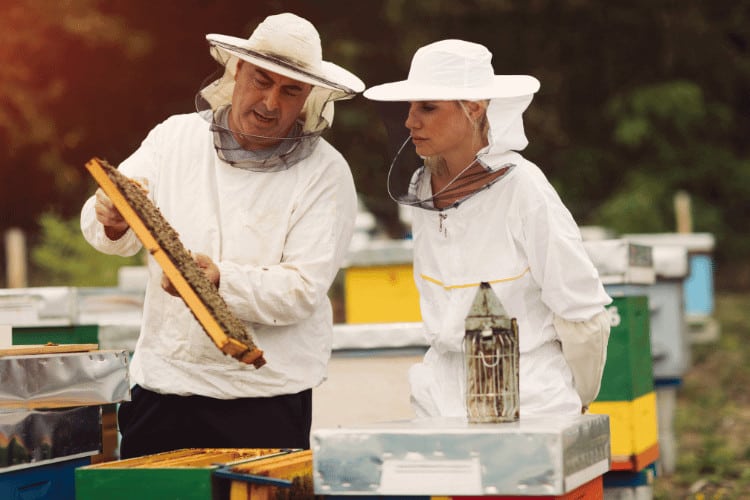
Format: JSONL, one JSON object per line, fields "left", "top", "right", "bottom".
{"left": 0, "top": 286, "right": 132, "bottom": 463}
{"left": 612, "top": 242, "right": 691, "bottom": 477}
{"left": 0, "top": 287, "right": 99, "bottom": 347}
{"left": 0, "top": 346, "right": 130, "bottom": 499}
{"left": 583, "top": 240, "right": 660, "bottom": 499}
{"left": 588, "top": 295, "right": 659, "bottom": 471}
{"left": 625, "top": 233, "right": 717, "bottom": 344}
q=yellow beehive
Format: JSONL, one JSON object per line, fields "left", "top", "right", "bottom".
{"left": 344, "top": 264, "right": 421, "bottom": 323}
{"left": 589, "top": 391, "right": 659, "bottom": 471}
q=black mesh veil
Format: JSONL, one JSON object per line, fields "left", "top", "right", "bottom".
{"left": 375, "top": 101, "right": 516, "bottom": 211}
{"left": 194, "top": 42, "right": 358, "bottom": 171}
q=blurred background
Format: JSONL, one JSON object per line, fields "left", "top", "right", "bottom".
{"left": 1, "top": 0, "right": 748, "bottom": 290}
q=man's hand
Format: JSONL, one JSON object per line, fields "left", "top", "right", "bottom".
{"left": 161, "top": 253, "right": 220, "bottom": 297}
{"left": 94, "top": 188, "right": 129, "bottom": 240}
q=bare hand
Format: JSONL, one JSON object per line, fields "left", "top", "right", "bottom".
{"left": 94, "top": 188, "right": 129, "bottom": 240}
{"left": 161, "top": 252, "right": 220, "bottom": 297}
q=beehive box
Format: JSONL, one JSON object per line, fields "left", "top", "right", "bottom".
{"left": 1, "top": 456, "right": 90, "bottom": 500}
{"left": 214, "top": 449, "right": 316, "bottom": 499}
{"left": 590, "top": 295, "right": 659, "bottom": 471}
{"left": 313, "top": 414, "right": 610, "bottom": 497}
{"left": 75, "top": 448, "right": 288, "bottom": 500}
{"left": 589, "top": 393, "right": 659, "bottom": 471}
{"left": 595, "top": 296, "right": 653, "bottom": 402}
{"left": 343, "top": 240, "right": 421, "bottom": 323}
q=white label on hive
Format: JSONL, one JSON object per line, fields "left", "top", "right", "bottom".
{"left": 378, "top": 457, "right": 482, "bottom": 495}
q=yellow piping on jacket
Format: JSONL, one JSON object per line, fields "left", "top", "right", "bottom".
{"left": 420, "top": 266, "right": 531, "bottom": 290}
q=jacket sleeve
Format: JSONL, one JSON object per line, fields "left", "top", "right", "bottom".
{"left": 554, "top": 310, "right": 611, "bottom": 407}
{"left": 80, "top": 196, "right": 143, "bottom": 257}
{"left": 522, "top": 196, "right": 611, "bottom": 321}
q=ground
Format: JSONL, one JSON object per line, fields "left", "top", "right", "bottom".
{"left": 653, "top": 293, "right": 750, "bottom": 499}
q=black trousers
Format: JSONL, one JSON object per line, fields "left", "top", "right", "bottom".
{"left": 117, "top": 385, "right": 313, "bottom": 459}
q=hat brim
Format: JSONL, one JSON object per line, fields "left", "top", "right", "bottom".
{"left": 207, "top": 34, "right": 364, "bottom": 96}
{"left": 363, "top": 75, "right": 540, "bottom": 101}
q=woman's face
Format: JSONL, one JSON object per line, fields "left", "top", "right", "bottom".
{"left": 404, "top": 101, "right": 476, "bottom": 160}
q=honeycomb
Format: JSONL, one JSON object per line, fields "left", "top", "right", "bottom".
{"left": 86, "top": 158, "right": 265, "bottom": 368}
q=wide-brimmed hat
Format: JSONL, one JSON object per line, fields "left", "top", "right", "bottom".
{"left": 197, "top": 12, "right": 364, "bottom": 136}
{"left": 364, "top": 39, "right": 539, "bottom": 101}
{"left": 206, "top": 13, "right": 364, "bottom": 96}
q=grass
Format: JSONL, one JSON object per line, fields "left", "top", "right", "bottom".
{"left": 653, "top": 293, "right": 750, "bottom": 499}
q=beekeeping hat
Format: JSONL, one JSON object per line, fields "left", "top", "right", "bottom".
{"left": 364, "top": 39, "right": 539, "bottom": 102}
{"left": 196, "top": 12, "right": 364, "bottom": 136}
{"left": 365, "top": 39, "right": 540, "bottom": 209}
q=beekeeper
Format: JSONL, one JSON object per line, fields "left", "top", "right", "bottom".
{"left": 80, "top": 12, "right": 364, "bottom": 458}
{"left": 364, "top": 39, "right": 612, "bottom": 418}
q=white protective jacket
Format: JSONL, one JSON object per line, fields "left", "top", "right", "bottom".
{"left": 81, "top": 113, "right": 357, "bottom": 398}
{"left": 407, "top": 98, "right": 611, "bottom": 418}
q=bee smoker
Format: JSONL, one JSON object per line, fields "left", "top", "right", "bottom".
{"left": 464, "top": 282, "right": 520, "bottom": 423}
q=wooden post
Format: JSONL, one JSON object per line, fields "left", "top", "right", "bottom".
{"left": 4, "top": 227, "right": 28, "bottom": 288}
{"left": 674, "top": 190, "right": 693, "bottom": 234}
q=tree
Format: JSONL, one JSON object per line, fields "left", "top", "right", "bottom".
{"left": 0, "top": 0, "right": 151, "bottom": 230}
{"left": 31, "top": 212, "right": 143, "bottom": 286}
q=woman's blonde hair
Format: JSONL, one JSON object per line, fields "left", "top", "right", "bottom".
{"left": 424, "top": 100, "right": 490, "bottom": 176}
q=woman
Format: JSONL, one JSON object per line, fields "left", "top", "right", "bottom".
{"left": 364, "top": 39, "right": 611, "bottom": 418}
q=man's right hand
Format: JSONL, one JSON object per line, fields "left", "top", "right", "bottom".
{"left": 94, "top": 188, "right": 129, "bottom": 240}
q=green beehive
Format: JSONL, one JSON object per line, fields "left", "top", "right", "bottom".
{"left": 12, "top": 324, "right": 98, "bottom": 345}
{"left": 595, "top": 296, "right": 654, "bottom": 402}
{"left": 75, "top": 448, "right": 287, "bottom": 500}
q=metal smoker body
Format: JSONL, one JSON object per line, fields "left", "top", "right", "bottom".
{"left": 464, "top": 282, "right": 520, "bottom": 423}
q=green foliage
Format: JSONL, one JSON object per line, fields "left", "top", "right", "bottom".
{"left": 593, "top": 172, "right": 673, "bottom": 234}
{"left": 0, "top": 0, "right": 152, "bottom": 230}
{"left": 30, "top": 212, "right": 143, "bottom": 287}
{"left": 590, "top": 79, "right": 750, "bottom": 286}
{"left": 608, "top": 81, "right": 708, "bottom": 149}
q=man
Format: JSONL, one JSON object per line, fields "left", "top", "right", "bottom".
{"left": 81, "top": 13, "right": 364, "bottom": 458}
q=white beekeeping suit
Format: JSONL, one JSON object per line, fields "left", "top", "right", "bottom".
{"left": 364, "top": 39, "right": 611, "bottom": 418}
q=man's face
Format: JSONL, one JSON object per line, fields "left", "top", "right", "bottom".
{"left": 228, "top": 60, "right": 313, "bottom": 151}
